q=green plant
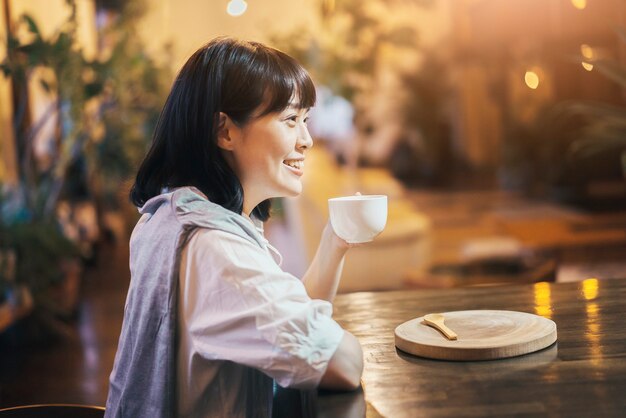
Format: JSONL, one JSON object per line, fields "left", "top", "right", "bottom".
{"left": 2, "top": 221, "right": 77, "bottom": 298}
{"left": 0, "top": 185, "right": 78, "bottom": 311}
{"left": 1, "top": 4, "right": 96, "bottom": 220}
{"left": 388, "top": 50, "right": 453, "bottom": 185}
{"left": 0, "top": 2, "right": 92, "bottom": 329}
{"left": 571, "top": 31, "right": 626, "bottom": 180}
{"left": 82, "top": 2, "right": 170, "bottom": 213}
{"left": 0, "top": 0, "right": 169, "bottom": 332}
{"left": 501, "top": 102, "right": 626, "bottom": 201}
{"left": 1, "top": 0, "right": 169, "bottom": 221}
{"left": 501, "top": 31, "right": 626, "bottom": 202}
{"left": 269, "top": 0, "right": 421, "bottom": 103}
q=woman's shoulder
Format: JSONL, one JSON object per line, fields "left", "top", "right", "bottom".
{"left": 168, "top": 187, "right": 265, "bottom": 246}
{"left": 184, "top": 227, "right": 282, "bottom": 276}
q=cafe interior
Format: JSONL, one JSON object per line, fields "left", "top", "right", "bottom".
{"left": 1, "top": 0, "right": 625, "bottom": 416}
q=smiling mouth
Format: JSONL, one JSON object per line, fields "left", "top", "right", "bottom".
{"left": 283, "top": 159, "right": 304, "bottom": 171}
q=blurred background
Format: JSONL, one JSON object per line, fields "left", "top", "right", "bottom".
{"left": 1, "top": 0, "right": 626, "bottom": 408}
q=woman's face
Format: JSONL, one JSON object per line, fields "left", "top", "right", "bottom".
{"left": 220, "top": 102, "right": 313, "bottom": 215}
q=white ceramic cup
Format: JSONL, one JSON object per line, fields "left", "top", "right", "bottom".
{"left": 328, "top": 195, "right": 388, "bottom": 243}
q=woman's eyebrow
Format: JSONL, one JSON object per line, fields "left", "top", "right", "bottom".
{"left": 283, "top": 106, "right": 307, "bottom": 113}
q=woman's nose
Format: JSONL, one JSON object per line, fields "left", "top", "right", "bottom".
{"left": 297, "top": 125, "right": 314, "bottom": 150}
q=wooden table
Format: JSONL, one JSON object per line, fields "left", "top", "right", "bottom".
{"left": 274, "top": 278, "right": 626, "bottom": 417}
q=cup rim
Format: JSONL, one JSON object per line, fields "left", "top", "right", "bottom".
{"left": 328, "top": 194, "right": 387, "bottom": 202}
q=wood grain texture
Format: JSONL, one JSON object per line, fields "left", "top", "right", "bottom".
{"left": 395, "top": 310, "right": 557, "bottom": 360}
{"left": 328, "top": 278, "right": 626, "bottom": 417}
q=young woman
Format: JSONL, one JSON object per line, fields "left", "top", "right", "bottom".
{"left": 104, "top": 38, "right": 363, "bottom": 418}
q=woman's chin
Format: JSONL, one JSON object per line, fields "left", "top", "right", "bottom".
{"left": 281, "top": 183, "right": 303, "bottom": 198}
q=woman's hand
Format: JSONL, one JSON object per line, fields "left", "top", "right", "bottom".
{"left": 321, "top": 222, "right": 351, "bottom": 253}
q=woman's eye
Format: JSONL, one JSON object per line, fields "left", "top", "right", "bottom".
{"left": 303, "top": 117, "right": 309, "bottom": 124}
{"left": 285, "top": 115, "right": 298, "bottom": 126}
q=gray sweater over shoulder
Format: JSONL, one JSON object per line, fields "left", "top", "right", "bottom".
{"left": 104, "top": 187, "right": 272, "bottom": 418}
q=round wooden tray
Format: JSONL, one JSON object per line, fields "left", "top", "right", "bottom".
{"left": 394, "top": 310, "right": 557, "bottom": 361}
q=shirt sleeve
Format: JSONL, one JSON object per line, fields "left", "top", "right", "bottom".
{"left": 178, "top": 228, "right": 345, "bottom": 389}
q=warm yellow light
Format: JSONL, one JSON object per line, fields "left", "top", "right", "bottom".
{"left": 586, "top": 301, "right": 602, "bottom": 364}
{"left": 534, "top": 282, "right": 552, "bottom": 318}
{"left": 580, "top": 45, "right": 594, "bottom": 71}
{"left": 227, "top": 0, "right": 248, "bottom": 16}
{"left": 580, "top": 44, "right": 594, "bottom": 59}
{"left": 323, "top": 0, "right": 336, "bottom": 14}
{"left": 582, "top": 278, "right": 599, "bottom": 300}
{"left": 571, "top": 0, "right": 587, "bottom": 10}
{"left": 525, "top": 70, "right": 540, "bottom": 90}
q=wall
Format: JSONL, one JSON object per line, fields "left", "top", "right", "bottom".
{"left": 138, "top": 0, "right": 320, "bottom": 72}
{"left": 138, "top": 0, "right": 453, "bottom": 73}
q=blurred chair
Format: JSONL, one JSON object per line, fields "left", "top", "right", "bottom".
{"left": 0, "top": 404, "right": 105, "bottom": 418}
{"left": 285, "top": 146, "right": 432, "bottom": 292}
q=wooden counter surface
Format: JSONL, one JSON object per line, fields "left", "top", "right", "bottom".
{"left": 275, "top": 277, "right": 626, "bottom": 417}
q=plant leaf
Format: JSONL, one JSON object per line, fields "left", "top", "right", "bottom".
{"left": 7, "top": 35, "right": 20, "bottom": 51}
{"left": 21, "top": 14, "right": 41, "bottom": 37}
{"left": 53, "top": 32, "right": 72, "bottom": 54}
{"left": 0, "top": 62, "right": 11, "bottom": 77}
{"left": 40, "top": 78, "right": 51, "bottom": 92}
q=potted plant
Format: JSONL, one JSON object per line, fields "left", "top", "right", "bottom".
{"left": 0, "top": 0, "right": 168, "bottom": 339}
{"left": 500, "top": 32, "right": 626, "bottom": 207}
{"left": 0, "top": 188, "right": 79, "bottom": 327}
{"left": 569, "top": 32, "right": 626, "bottom": 184}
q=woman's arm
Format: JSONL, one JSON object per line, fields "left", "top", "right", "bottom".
{"left": 300, "top": 222, "right": 364, "bottom": 390}
{"left": 301, "top": 222, "right": 351, "bottom": 301}
{"left": 319, "top": 331, "right": 364, "bottom": 391}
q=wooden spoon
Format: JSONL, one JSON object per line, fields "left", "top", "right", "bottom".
{"left": 422, "top": 313, "right": 458, "bottom": 340}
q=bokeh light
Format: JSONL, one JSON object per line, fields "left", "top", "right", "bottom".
{"left": 227, "top": 0, "right": 248, "bottom": 17}
{"left": 524, "top": 70, "right": 540, "bottom": 89}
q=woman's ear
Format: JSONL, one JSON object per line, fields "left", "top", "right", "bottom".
{"left": 217, "top": 112, "right": 237, "bottom": 151}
